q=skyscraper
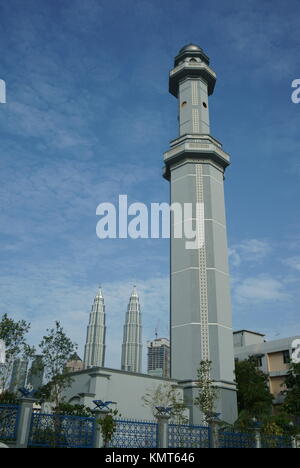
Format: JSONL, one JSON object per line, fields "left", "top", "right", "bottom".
{"left": 84, "top": 287, "right": 106, "bottom": 369}
{"left": 27, "top": 355, "right": 44, "bottom": 392}
{"left": 163, "top": 44, "right": 237, "bottom": 423}
{"left": 9, "top": 358, "right": 28, "bottom": 394}
{"left": 121, "top": 287, "right": 142, "bottom": 373}
{"left": 147, "top": 338, "right": 170, "bottom": 378}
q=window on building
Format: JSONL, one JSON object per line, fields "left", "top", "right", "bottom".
{"left": 257, "top": 357, "right": 263, "bottom": 367}
{"left": 283, "top": 350, "right": 290, "bottom": 364}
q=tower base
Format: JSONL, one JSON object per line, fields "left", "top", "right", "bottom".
{"left": 182, "top": 382, "right": 238, "bottom": 425}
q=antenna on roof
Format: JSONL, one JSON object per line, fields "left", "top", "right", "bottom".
{"left": 155, "top": 320, "right": 160, "bottom": 340}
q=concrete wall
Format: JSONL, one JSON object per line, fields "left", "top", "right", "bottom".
{"left": 63, "top": 367, "right": 184, "bottom": 421}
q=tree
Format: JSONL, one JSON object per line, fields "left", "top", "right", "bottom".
{"left": 0, "top": 313, "right": 35, "bottom": 391}
{"left": 98, "top": 408, "right": 121, "bottom": 448}
{"left": 194, "top": 360, "right": 219, "bottom": 424}
{"left": 142, "top": 383, "right": 188, "bottom": 424}
{"left": 235, "top": 358, "right": 273, "bottom": 418}
{"left": 39, "top": 321, "right": 77, "bottom": 408}
{"left": 282, "top": 362, "right": 300, "bottom": 418}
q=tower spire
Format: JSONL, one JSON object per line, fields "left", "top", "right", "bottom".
{"left": 121, "top": 287, "right": 142, "bottom": 373}
{"left": 84, "top": 286, "right": 106, "bottom": 369}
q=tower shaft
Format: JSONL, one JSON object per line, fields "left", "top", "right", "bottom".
{"left": 164, "top": 45, "right": 237, "bottom": 424}
{"left": 84, "top": 288, "right": 106, "bottom": 368}
{"left": 121, "top": 288, "right": 142, "bottom": 373}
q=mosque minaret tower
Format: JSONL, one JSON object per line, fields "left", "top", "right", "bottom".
{"left": 163, "top": 44, "right": 237, "bottom": 423}
{"left": 84, "top": 287, "right": 106, "bottom": 368}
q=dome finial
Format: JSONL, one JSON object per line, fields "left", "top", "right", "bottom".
{"left": 174, "top": 43, "right": 210, "bottom": 67}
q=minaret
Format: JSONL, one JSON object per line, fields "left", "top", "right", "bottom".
{"left": 163, "top": 44, "right": 237, "bottom": 424}
{"left": 84, "top": 287, "right": 106, "bottom": 368}
{"left": 121, "top": 287, "right": 142, "bottom": 373}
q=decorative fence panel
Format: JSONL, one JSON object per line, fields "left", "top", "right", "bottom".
{"left": 169, "top": 424, "right": 210, "bottom": 448}
{"left": 109, "top": 419, "right": 158, "bottom": 448}
{"left": 28, "top": 413, "right": 95, "bottom": 448}
{"left": 0, "top": 404, "right": 19, "bottom": 442}
{"left": 261, "top": 434, "right": 293, "bottom": 449}
{"left": 218, "top": 431, "right": 256, "bottom": 449}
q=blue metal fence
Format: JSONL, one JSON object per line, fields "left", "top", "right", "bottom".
{"left": 109, "top": 419, "right": 158, "bottom": 448}
{"left": 28, "top": 412, "right": 95, "bottom": 448}
{"left": 261, "top": 434, "right": 293, "bottom": 449}
{"left": 0, "top": 404, "right": 20, "bottom": 441}
{"left": 169, "top": 423, "right": 210, "bottom": 448}
{"left": 218, "top": 431, "right": 256, "bottom": 448}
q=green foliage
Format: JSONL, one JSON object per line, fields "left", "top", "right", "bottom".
{"left": 53, "top": 402, "right": 92, "bottom": 417}
{"left": 194, "top": 360, "right": 219, "bottom": 424}
{"left": 39, "top": 321, "right": 77, "bottom": 407}
{"left": 235, "top": 358, "right": 273, "bottom": 417}
{"left": 0, "top": 313, "right": 35, "bottom": 389}
{"left": 0, "top": 390, "right": 18, "bottom": 404}
{"left": 233, "top": 409, "right": 298, "bottom": 436}
{"left": 98, "top": 409, "right": 121, "bottom": 447}
{"left": 282, "top": 362, "right": 300, "bottom": 417}
{"left": 142, "top": 383, "right": 188, "bottom": 424}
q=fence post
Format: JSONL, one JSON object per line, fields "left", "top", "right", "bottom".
{"left": 92, "top": 409, "right": 108, "bottom": 448}
{"left": 209, "top": 420, "right": 219, "bottom": 449}
{"left": 291, "top": 436, "right": 297, "bottom": 449}
{"left": 16, "top": 397, "right": 36, "bottom": 448}
{"left": 156, "top": 415, "right": 170, "bottom": 449}
{"left": 254, "top": 429, "right": 262, "bottom": 449}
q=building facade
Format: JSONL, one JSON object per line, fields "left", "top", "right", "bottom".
{"left": 84, "top": 287, "right": 106, "bottom": 369}
{"left": 163, "top": 44, "right": 237, "bottom": 424}
{"left": 121, "top": 287, "right": 142, "bottom": 373}
{"left": 234, "top": 330, "right": 300, "bottom": 406}
{"left": 27, "top": 355, "right": 44, "bottom": 392}
{"left": 147, "top": 338, "right": 170, "bottom": 378}
{"left": 66, "top": 354, "right": 84, "bottom": 373}
{"left": 9, "top": 359, "right": 28, "bottom": 394}
{"left": 64, "top": 366, "right": 183, "bottom": 421}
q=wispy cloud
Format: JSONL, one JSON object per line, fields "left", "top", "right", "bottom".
{"left": 284, "top": 256, "right": 300, "bottom": 272}
{"left": 234, "top": 275, "right": 290, "bottom": 304}
{"left": 229, "top": 239, "right": 272, "bottom": 267}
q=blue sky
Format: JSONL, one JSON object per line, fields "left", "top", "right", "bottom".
{"left": 0, "top": 0, "right": 300, "bottom": 371}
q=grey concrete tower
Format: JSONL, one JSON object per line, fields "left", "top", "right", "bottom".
{"left": 121, "top": 287, "right": 142, "bottom": 373}
{"left": 163, "top": 44, "right": 237, "bottom": 424}
{"left": 9, "top": 359, "right": 28, "bottom": 394}
{"left": 84, "top": 287, "right": 106, "bottom": 368}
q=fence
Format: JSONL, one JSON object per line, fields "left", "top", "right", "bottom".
{"left": 169, "top": 424, "right": 210, "bottom": 448}
{"left": 28, "top": 412, "right": 95, "bottom": 448}
{"left": 0, "top": 401, "right": 299, "bottom": 448}
{"left": 0, "top": 405, "right": 19, "bottom": 442}
{"left": 109, "top": 419, "right": 158, "bottom": 448}
{"left": 261, "top": 434, "right": 293, "bottom": 449}
{"left": 218, "top": 431, "right": 256, "bottom": 448}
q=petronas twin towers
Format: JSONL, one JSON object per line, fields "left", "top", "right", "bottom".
{"left": 83, "top": 286, "right": 142, "bottom": 373}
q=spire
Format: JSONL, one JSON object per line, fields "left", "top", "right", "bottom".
{"left": 96, "top": 285, "right": 103, "bottom": 299}
{"left": 121, "top": 288, "right": 142, "bottom": 373}
{"left": 131, "top": 285, "right": 138, "bottom": 298}
{"left": 84, "top": 286, "right": 106, "bottom": 369}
